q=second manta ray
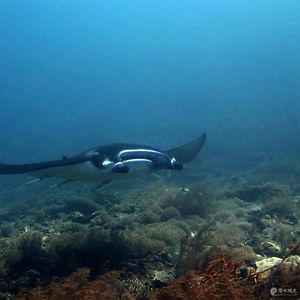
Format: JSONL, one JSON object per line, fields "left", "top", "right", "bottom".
{"left": 0, "top": 133, "right": 207, "bottom": 185}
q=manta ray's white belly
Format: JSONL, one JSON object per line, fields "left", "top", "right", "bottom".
{"left": 30, "top": 160, "right": 155, "bottom": 182}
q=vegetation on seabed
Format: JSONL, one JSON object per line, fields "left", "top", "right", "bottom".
{"left": 0, "top": 177, "right": 299, "bottom": 299}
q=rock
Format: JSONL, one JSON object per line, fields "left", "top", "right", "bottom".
{"left": 261, "top": 227, "right": 275, "bottom": 238}
{"left": 283, "top": 214, "right": 298, "bottom": 225}
{"left": 261, "top": 240, "right": 282, "bottom": 256}
{"left": 246, "top": 203, "right": 263, "bottom": 214}
{"left": 285, "top": 255, "right": 300, "bottom": 268}
{"left": 260, "top": 215, "right": 276, "bottom": 228}
{"left": 255, "top": 255, "right": 300, "bottom": 279}
{"left": 68, "top": 211, "right": 92, "bottom": 223}
{"left": 227, "top": 184, "right": 287, "bottom": 202}
{"left": 237, "top": 222, "right": 252, "bottom": 231}
{"left": 151, "top": 270, "right": 174, "bottom": 288}
{"left": 255, "top": 257, "right": 282, "bottom": 279}
{"left": 63, "top": 196, "right": 99, "bottom": 214}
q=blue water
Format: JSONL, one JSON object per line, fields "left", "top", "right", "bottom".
{"left": 1, "top": 3, "right": 300, "bottom": 297}
{"left": 0, "top": 0, "right": 299, "bottom": 173}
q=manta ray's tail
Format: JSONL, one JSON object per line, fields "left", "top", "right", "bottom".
{"left": 0, "top": 162, "right": 59, "bottom": 174}
{"left": 166, "top": 132, "right": 207, "bottom": 164}
{"left": 0, "top": 156, "right": 86, "bottom": 174}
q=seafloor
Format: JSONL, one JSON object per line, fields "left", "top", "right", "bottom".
{"left": 0, "top": 156, "right": 300, "bottom": 300}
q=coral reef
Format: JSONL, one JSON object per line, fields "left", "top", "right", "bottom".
{"left": 0, "top": 160, "right": 300, "bottom": 299}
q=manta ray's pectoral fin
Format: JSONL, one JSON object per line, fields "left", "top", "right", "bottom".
{"left": 92, "top": 180, "right": 112, "bottom": 191}
{"left": 153, "top": 172, "right": 171, "bottom": 180}
{"left": 49, "top": 179, "right": 74, "bottom": 188}
{"left": 22, "top": 178, "right": 42, "bottom": 186}
{"left": 166, "top": 132, "right": 207, "bottom": 164}
{"left": 111, "top": 162, "right": 130, "bottom": 173}
{"left": 91, "top": 154, "right": 109, "bottom": 169}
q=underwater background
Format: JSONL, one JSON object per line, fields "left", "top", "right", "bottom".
{"left": 0, "top": 1, "right": 300, "bottom": 299}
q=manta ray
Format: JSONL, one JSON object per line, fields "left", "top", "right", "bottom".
{"left": 0, "top": 133, "right": 206, "bottom": 186}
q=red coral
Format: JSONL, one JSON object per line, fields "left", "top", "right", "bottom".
{"left": 157, "top": 256, "right": 254, "bottom": 300}
{"left": 157, "top": 242, "right": 300, "bottom": 300}
{"left": 15, "top": 268, "right": 120, "bottom": 300}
